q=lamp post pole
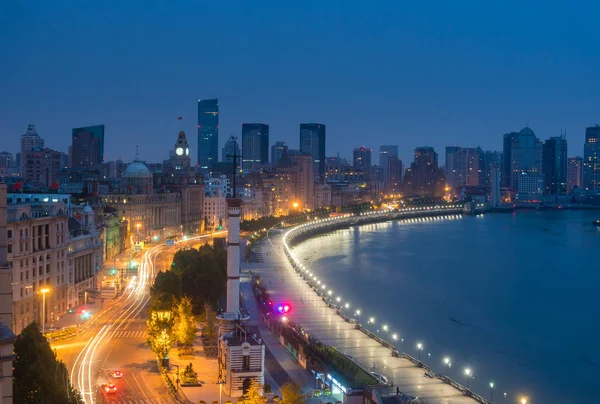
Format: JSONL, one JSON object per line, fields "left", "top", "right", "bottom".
{"left": 41, "top": 288, "right": 50, "bottom": 335}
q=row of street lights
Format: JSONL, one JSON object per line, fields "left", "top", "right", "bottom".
{"left": 283, "top": 208, "right": 531, "bottom": 404}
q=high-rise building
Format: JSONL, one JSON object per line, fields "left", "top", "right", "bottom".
{"left": 0, "top": 152, "right": 14, "bottom": 178}
{"left": 222, "top": 136, "right": 241, "bottom": 167}
{"left": 482, "top": 151, "right": 503, "bottom": 186}
{"left": 445, "top": 146, "right": 461, "bottom": 187}
{"left": 20, "top": 124, "right": 44, "bottom": 176}
{"left": 402, "top": 147, "right": 445, "bottom": 197}
{"left": 379, "top": 145, "right": 398, "bottom": 187}
{"left": 386, "top": 156, "right": 402, "bottom": 194}
{"left": 583, "top": 125, "right": 600, "bottom": 191}
{"left": 299, "top": 123, "right": 326, "bottom": 181}
{"left": 293, "top": 153, "right": 314, "bottom": 211}
{"left": 242, "top": 123, "right": 269, "bottom": 173}
{"left": 542, "top": 136, "right": 568, "bottom": 194}
{"left": 271, "top": 141, "right": 288, "bottom": 167}
{"left": 21, "top": 148, "right": 63, "bottom": 187}
{"left": 502, "top": 127, "right": 543, "bottom": 190}
{"left": 567, "top": 157, "right": 583, "bottom": 193}
{"left": 198, "top": 98, "right": 219, "bottom": 170}
{"left": 71, "top": 125, "right": 105, "bottom": 168}
{"left": 353, "top": 146, "right": 372, "bottom": 176}
{"left": 445, "top": 146, "right": 484, "bottom": 188}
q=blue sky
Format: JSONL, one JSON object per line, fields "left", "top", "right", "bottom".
{"left": 2, "top": 1, "right": 599, "bottom": 165}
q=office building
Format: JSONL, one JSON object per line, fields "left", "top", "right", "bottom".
{"left": 71, "top": 125, "right": 105, "bottom": 169}
{"left": 583, "top": 125, "right": 600, "bottom": 191}
{"left": 198, "top": 98, "right": 219, "bottom": 170}
{"left": 271, "top": 141, "right": 288, "bottom": 167}
{"left": 542, "top": 136, "right": 568, "bottom": 194}
{"left": 21, "top": 148, "right": 63, "bottom": 187}
{"left": 379, "top": 145, "right": 398, "bottom": 188}
{"left": 446, "top": 147, "right": 484, "bottom": 188}
{"left": 402, "top": 147, "right": 445, "bottom": 197}
{"left": 242, "top": 123, "right": 269, "bottom": 173}
{"left": 567, "top": 157, "right": 583, "bottom": 193}
{"left": 482, "top": 151, "right": 502, "bottom": 187}
{"left": 386, "top": 156, "right": 402, "bottom": 194}
{"left": 20, "top": 124, "right": 44, "bottom": 176}
{"left": 353, "top": 146, "right": 372, "bottom": 176}
{"left": 300, "top": 123, "right": 326, "bottom": 181}
{"left": 222, "top": 136, "right": 241, "bottom": 166}
{"left": 445, "top": 146, "right": 461, "bottom": 187}
{"left": 502, "top": 127, "right": 543, "bottom": 190}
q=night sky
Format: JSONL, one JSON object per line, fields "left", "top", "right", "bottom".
{"left": 2, "top": 1, "right": 599, "bottom": 165}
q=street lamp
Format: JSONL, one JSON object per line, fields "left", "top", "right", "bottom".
{"left": 392, "top": 333, "right": 398, "bottom": 348}
{"left": 443, "top": 357, "right": 451, "bottom": 375}
{"left": 217, "top": 380, "right": 224, "bottom": 404}
{"left": 520, "top": 398, "right": 527, "bottom": 404}
{"left": 355, "top": 309, "right": 361, "bottom": 324}
{"left": 40, "top": 288, "right": 50, "bottom": 335}
{"left": 489, "top": 382, "right": 494, "bottom": 402}
{"left": 464, "top": 368, "right": 472, "bottom": 389}
{"left": 416, "top": 342, "right": 423, "bottom": 361}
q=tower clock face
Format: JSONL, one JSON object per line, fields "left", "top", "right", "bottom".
{"left": 176, "top": 147, "right": 184, "bottom": 156}
{"left": 185, "top": 148, "right": 189, "bottom": 156}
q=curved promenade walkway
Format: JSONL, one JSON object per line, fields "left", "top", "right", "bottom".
{"left": 244, "top": 207, "right": 488, "bottom": 404}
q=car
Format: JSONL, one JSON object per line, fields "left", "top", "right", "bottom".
{"left": 112, "top": 369, "right": 122, "bottom": 378}
{"left": 370, "top": 371, "right": 389, "bottom": 385}
{"left": 102, "top": 384, "right": 118, "bottom": 394}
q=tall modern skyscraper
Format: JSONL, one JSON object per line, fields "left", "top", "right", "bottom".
{"left": 222, "top": 135, "right": 241, "bottom": 166}
{"left": 482, "top": 151, "right": 503, "bottom": 187}
{"left": 198, "top": 99, "right": 219, "bottom": 170}
{"left": 583, "top": 125, "right": 600, "bottom": 191}
{"left": 502, "top": 127, "right": 543, "bottom": 190}
{"left": 353, "top": 146, "right": 372, "bottom": 176}
{"left": 567, "top": 156, "right": 583, "bottom": 193}
{"left": 444, "top": 146, "right": 461, "bottom": 187}
{"left": 299, "top": 123, "right": 326, "bottom": 181}
{"left": 271, "top": 141, "right": 288, "bottom": 166}
{"left": 402, "top": 147, "right": 445, "bottom": 197}
{"left": 386, "top": 156, "right": 402, "bottom": 194}
{"left": 20, "top": 124, "right": 44, "bottom": 176}
{"left": 242, "top": 123, "right": 269, "bottom": 172}
{"left": 379, "top": 145, "right": 398, "bottom": 187}
{"left": 71, "top": 125, "right": 105, "bottom": 169}
{"left": 542, "top": 136, "right": 568, "bottom": 194}
{"left": 446, "top": 147, "right": 484, "bottom": 188}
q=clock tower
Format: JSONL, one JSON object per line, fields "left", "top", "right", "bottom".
{"left": 171, "top": 130, "right": 191, "bottom": 170}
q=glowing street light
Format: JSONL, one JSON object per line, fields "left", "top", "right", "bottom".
{"left": 40, "top": 288, "right": 50, "bottom": 335}
{"left": 443, "top": 357, "right": 451, "bottom": 375}
{"left": 336, "top": 296, "right": 341, "bottom": 303}
{"left": 416, "top": 342, "right": 423, "bottom": 361}
{"left": 464, "top": 368, "right": 472, "bottom": 389}
{"left": 328, "top": 290, "right": 333, "bottom": 296}
{"left": 489, "top": 382, "right": 494, "bottom": 402}
{"left": 520, "top": 399, "right": 527, "bottom": 404}
{"left": 368, "top": 317, "right": 375, "bottom": 333}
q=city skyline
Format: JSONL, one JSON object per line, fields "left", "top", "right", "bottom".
{"left": 3, "top": 2, "right": 600, "bottom": 165}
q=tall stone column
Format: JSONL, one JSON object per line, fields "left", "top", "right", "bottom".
{"left": 226, "top": 198, "right": 241, "bottom": 315}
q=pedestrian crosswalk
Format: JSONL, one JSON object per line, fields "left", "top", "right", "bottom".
{"left": 113, "top": 330, "right": 146, "bottom": 339}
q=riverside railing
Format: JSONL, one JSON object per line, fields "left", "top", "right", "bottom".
{"left": 277, "top": 204, "right": 493, "bottom": 404}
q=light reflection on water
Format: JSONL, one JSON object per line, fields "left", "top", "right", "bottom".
{"left": 292, "top": 210, "right": 600, "bottom": 403}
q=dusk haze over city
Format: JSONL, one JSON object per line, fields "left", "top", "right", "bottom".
{"left": 1, "top": 2, "right": 599, "bottom": 404}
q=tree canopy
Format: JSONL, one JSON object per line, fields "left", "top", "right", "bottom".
{"left": 13, "top": 323, "right": 84, "bottom": 404}
{"left": 280, "top": 382, "right": 305, "bottom": 404}
{"left": 242, "top": 380, "right": 267, "bottom": 404}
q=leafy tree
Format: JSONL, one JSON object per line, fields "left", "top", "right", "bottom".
{"left": 280, "top": 382, "right": 305, "bottom": 404}
{"left": 150, "top": 270, "right": 182, "bottom": 311}
{"left": 181, "top": 362, "right": 198, "bottom": 384}
{"left": 13, "top": 323, "right": 84, "bottom": 403}
{"left": 175, "top": 297, "right": 196, "bottom": 346}
{"left": 147, "top": 310, "right": 175, "bottom": 359}
{"left": 242, "top": 380, "right": 267, "bottom": 404}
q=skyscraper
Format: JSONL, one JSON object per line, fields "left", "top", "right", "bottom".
{"left": 299, "top": 123, "right": 326, "bottom": 181}
{"left": 502, "top": 127, "right": 543, "bottom": 190}
{"left": 445, "top": 146, "right": 484, "bottom": 188}
{"left": 482, "top": 151, "right": 503, "bottom": 187}
{"left": 198, "top": 99, "right": 219, "bottom": 170}
{"left": 386, "top": 156, "right": 402, "bottom": 194}
{"left": 20, "top": 124, "right": 44, "bottom": 176}
{"left": 583, "top": 125, "right": 600, "bottom": 191}
{"left": 353, "top": 146, "right": 372, "bottom": 176}
{"left": 71, "top": 125, "right": 105, "bottom": 169}
{"left": 444, "top": 146, "right": 461, "bottom": 187}
{"left": 271, "top": 141, "right": 288, "bottom": 166}
{"left": 242, "top": 123, "right": 269, "bottom": 172}
{"left": 542, "top": 136, "right": 568, "bottom": 194}
{"left": 222, "top": 136, "right": 241, "bottom": 166}
{"left": 379, "top": 145, "right": 398, "bottom": 187}
{"left": 567, "top": 157, "right": 583, "bottom": 193}
{"left": 402, "top": 147, "right": 445, "bottom": 197}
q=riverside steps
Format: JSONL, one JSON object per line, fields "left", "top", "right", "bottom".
{"left": 244, "top": 206, "right": 489, "bottom": 404}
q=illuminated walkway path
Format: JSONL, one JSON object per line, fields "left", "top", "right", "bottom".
{"left": 244, "top": 228, "right": 481, "bottom": 404}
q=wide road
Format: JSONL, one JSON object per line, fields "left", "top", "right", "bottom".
{"left": 54, "top": 231, "right": 227, "bottom": 404}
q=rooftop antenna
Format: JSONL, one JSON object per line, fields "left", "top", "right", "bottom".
{"left": 135, "top": 145, "right": 139, "bottom": 161}
{"left": 226, "top": 136, "right": 241, "bottom": 197}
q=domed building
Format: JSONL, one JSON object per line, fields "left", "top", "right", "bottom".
{"left": 121, "top": 158, "right": 153, "bottom": 194}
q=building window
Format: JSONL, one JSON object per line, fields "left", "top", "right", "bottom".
{"left": 7, "top": 243, "right": 11, "bottom": 253}
{"left": 242, "top": 355, "right": 250, "bottom": 371}
{"left": 7, "top": 230, "right": 12, "bottom": 239}
{"left": 20, "top": 272, "right": 23, "bottom": 282}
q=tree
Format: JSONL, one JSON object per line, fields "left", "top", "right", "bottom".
{"left": 150, "top": 270, "right": 182, "bottom": 311}
{"left": 203, "top": 303, "right": 218, "bottom": 355}
{"left": 280, "top": 382, "right": 305, "bottom": 404}
{"left": 175, "top": 297, "right": 196, "bottom": 346}
{"left": 147, "top": 310, "right": 175, "bottom": 359}
{"left": 242, "top": 380, "right": 267, "bottom": 404}
{"left": 13, "top": 323, "right": 84, "bottom": 403}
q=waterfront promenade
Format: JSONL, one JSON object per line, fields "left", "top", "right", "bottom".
{"left": 244, "top": 226, "right": 480, "bottom": 404}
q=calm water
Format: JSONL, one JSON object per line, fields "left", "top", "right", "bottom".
{"left": 292, "top": 210, "right": 600, "bottom": 403}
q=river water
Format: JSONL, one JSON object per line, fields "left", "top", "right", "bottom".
{"left": 291, "top": 210, "right": 600, "bottom": 403}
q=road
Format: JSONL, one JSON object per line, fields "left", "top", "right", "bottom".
{"left": 54, "top": 231, "right": 227, "bottom": 404}
{"left": 247, "top": 229, "right": 480, "bottom": 404}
